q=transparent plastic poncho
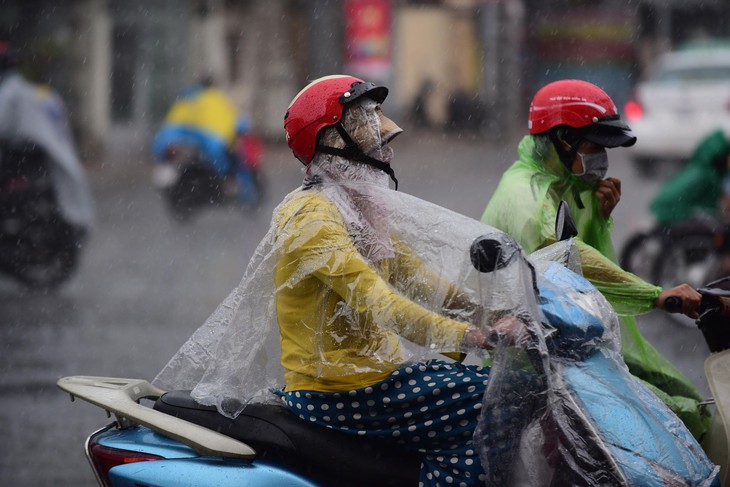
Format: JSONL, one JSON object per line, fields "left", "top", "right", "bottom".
{"left": 154, "top": 97, "right": 539, "bottom": 415}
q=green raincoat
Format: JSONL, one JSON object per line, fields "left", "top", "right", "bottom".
{"left": 482, "top": 135, "right": 709, "bottom": 439}
{"left": 651, "top": 129, "right": 730, "bottom": 226}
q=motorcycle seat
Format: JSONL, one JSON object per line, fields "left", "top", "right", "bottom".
{"left": 154, "top": 390, "right": 421, "bottom": 487}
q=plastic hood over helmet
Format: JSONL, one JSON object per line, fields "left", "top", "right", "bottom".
{"left": 528, "top": 79, "right": 636, "bottom": 148}
{"left": 285, "top": 74, "right": 402, "bottom": 188}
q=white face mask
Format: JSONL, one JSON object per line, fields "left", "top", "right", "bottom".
{"left": 575, "top": 149, "right": 608, "bottom": 181}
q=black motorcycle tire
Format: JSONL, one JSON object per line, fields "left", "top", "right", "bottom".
{"left": 8, "top": 216, "right": 80, "bottom": 291}
{"left": 652, "top": 233, "right": 721, "bottom": 290}
{"left": 619, "top": 230, "right": 665, "bottom": 283}
{"left": 166, "top": 165, "right": 225, "bottom": 221}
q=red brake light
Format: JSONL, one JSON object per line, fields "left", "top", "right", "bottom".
{"left": 88, "top": 439, "right": 163, "bottom": 487}
{"left": 624, "top": 100, "right": 643, "bottom": 121}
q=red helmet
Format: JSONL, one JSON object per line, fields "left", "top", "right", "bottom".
{"left": 285, "top": 75, "right": 388, "bottom": 164}
{"left": 528, "top": 79, "right": 636, "bottom": 148}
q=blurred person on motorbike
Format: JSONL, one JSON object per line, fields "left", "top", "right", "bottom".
{"left": 156, "top": 75, "right": 536, "bottom": 485}
{"left": 651, "top": 129, "right": 730, "bottom": 226}
{"left": 0, "top": 39, "right": 93, "bottom": 231}
{"left": 480, "top": 79, "right": 710, "bottom": 439}
{"left": 0, "top": 40, "right": 93, "bottom": 289}
{"left": 151, "top": 75, "right": 259, "bottom": 208}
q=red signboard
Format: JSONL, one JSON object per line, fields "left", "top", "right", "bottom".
{"left": 344, "top": 0, "right": 392, "bottom": 81}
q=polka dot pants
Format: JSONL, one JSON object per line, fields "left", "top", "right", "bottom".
{"left": 282, "top": 360, "right": 490, "bottom": 486}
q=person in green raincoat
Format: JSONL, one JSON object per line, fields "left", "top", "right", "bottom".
{"left": 481, "top": 79, "right": 710, "bottom": 440}
{"left": 651, "top": 129, "right": 730, "bottom": 226}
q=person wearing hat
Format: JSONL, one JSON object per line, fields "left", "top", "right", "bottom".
{"left": 480, "top": 79, "right": 710, "bottom": 440}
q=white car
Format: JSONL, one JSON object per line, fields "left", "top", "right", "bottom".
{"left": 624, "top": 45, "right": 730, "bottom": 175}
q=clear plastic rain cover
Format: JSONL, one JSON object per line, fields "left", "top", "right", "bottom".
{"left": 154, "top": 98, "right": 717, "bottom": 486}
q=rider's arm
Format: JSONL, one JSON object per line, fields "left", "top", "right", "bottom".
{"left": 575, "top": 240, "right": 662, "bottom": 316}
{"left": 281, "top": 201, "right": 470, "bottom": 352}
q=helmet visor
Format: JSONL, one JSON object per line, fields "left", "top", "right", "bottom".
{"left": 580, "top": 116, "right": 637, "bottom": 148}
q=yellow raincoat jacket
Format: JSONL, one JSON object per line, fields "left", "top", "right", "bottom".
{"left": 482, "top": 135, "right": 709, "bottom": 439}
{"left": 275, "top": 190, "right": 470, "bottom": 392}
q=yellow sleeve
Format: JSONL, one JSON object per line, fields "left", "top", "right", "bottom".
{"left": 576, "top": 240, "right": 662, "bottom": 316}
{"left": 283, "top": 203, "right": 469, "bottom": 351}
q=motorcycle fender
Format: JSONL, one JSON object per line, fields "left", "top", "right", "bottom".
{"left": 108, "top": 457, "right": 318, "bottom": 487}
{"left": 703, "top": 349, "right": 730, "bottom": 486}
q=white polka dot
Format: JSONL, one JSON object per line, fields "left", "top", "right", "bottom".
{"left": 467, "top": 386, "right": 476, "bottom": 393}
{"left": 307, "top": 405, "right": 315, "bottom": 411}
{"left": 309, "top": 416, "right": 317, "bottom": 422}
{"left": 465, "top": 449, "right": 474, "bottom": 456}
{"left": 296, "top": 404, "right": 302, "bottom": 410}
{"left": 352, "top": 401, "right": 360, "bottom": 408}
{"left": 413, "top": 387, "right": 421, "bottom": 394}
{"left": 457, "top": 408, "right": 466, "bottom": 416}
{"left": 323, "top": 416, "right": 331, "bottom": 422}
{"left": 405, "top": 367, "right": 413, "bottom": 374}
{"left": 436, "top": 399, "right": 445, "bottom": 406}
{"left": 447, "top": 382, "right": 456, "bottom": 388}
{"left": 424, "top": 376, "right": 432, "bottom": 381}
{"left": 452, "top": 393, "right": 461, "bottom": 400}
{"left": 295, "top": 392, "right": 301, "bottom": 398}
{"left": 473, "top": 403, "right": 482, "bottom": 409}
{"left": 305, "top": 393, "right": 312, "bottom": 398}
{"left": 357, "top": 430, "right": 366, "bottom": 436}
{"left": 465, "top": 459, "right": 474, "bottom": 466}
{"left": 394, "top": 381, "right": 402, "bottom": 389}
{"left": 428, "top": 431, "right": 437, "bottom": 438}
{"left": 321, "top": 404, "right": 329, "bottom": 411}
{"left": 408, "top": 425, "right": 417, "bottom": 432}
{"left": 349, "top": 390, "right": 357, "bottom": 396}
{"left": 364, "top": 387, "right": 373, "bottom": 394}
{"left": 353, "top": 413, "right": 362, "bottom": 420}
{"left": 338, "top": 415, "right": 346, "bottom": 421}
{"left": 392, "top": 430, "right": 401, "bottom": 437}
{"left": 450, "top": 458, "right": 459, "bottom": 464}
{"left": 428, "top": 382, "right": 436, "bottom": 387}
{"left": 420, "top": 406, "right": 429, "bottom": 412}
{"left": 441, "top": 414, "right": 450, "bottom": 421}
{"left": 383, "top": 397, "right": 391, "bottom": 404}
{"left": 433, "top": 389, "right": 441, "bottom": 396}
{"left": 444, "top": 425, "right": 452, "bottom": 432}
{"left": 336, "top": 403, "right": 344, "bottom": 409}
{"left": 416, "top": 396, "right": 426, "bottom": 403}
{"left": 404, "top": 411, "right": 413, "bottom": 419}
{"left": 424, "top": 420, "right": 433, "bottom": 427}
{"left": 397, "top": 393, "right": 406, "bottom": 400}
{"left": 381, "top": 383, "right": 389, "bottom": 390}
{"left": 367, "top": 400, "right": 375, "bottom": 407}
{"left": 408, "top": 379, "right": 417, "bottom": 386}
{"left": 463, "top": 377, "right": 471, "bottom": 382}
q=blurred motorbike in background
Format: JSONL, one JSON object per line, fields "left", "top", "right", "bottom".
{"left": 151, "top": 82, "right": 264, "bottom": 221}
{"left": 0, "top": 50, "right": 94, "bottom": 291}
{"left": 152, "top": 130, "right": 264, "bottom": 222}
{"left": 621, "top": 214, "right": 730, "bottom": 293}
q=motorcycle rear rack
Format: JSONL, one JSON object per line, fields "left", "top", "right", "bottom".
{"left": 57, "top": 376, "right": 255, "bottom": 460}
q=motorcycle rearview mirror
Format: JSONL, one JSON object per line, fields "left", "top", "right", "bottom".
{"left": 556, "top": 200, "right": 578, "bottom": 242}
{"left": 470, "top": 234, "right": 520, "bottom": 273}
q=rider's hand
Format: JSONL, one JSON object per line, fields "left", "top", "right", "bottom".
{"left": 656, "top": 284, "right": 702, "bottom": 319}
{"left": 463, "top": 316, "right": 528, "bottom": 350}
{"left": 595, "top": 177, "right": 621, "bottom": 220}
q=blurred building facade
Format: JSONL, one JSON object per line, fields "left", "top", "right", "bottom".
{"left": 0, "top": 0, "right": 728, "bottom": 162}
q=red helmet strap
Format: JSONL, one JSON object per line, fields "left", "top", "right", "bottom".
{"left": 315, "top": 122, "right": 399, "bottom": 190}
